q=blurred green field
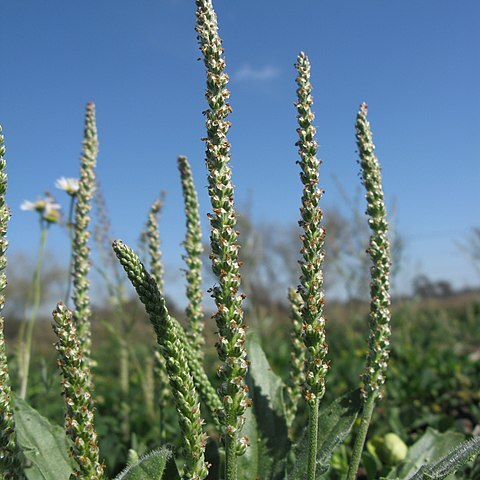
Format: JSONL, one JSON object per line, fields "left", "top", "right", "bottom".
{"left": 5, "top": 293, "right": 480, "bottom": 477}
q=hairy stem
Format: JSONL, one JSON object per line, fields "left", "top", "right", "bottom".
{"left": 307, "top": 400, "right": 319, "bottom": 480}
{"left": 346, "top": 394, "right": 375, "bottom": 480}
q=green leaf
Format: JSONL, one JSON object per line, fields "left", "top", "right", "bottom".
{"left": 13, "top": 396, "right": 75, "bottom": 480}
{"left": 114, "top": 447, "right": 180, "bottom": 480}
{"left": 238, "top": 405, "right": 259, "bottom": 480}
{"left": 238, "top": 333, "right": 290, "bottom": 480}
{"left": 408, "top": 434, "right": 480, "bottom": 480}
{"left": 289, "top": 389, "right": 362, "bottom": 479}
{"left": 386, "top": 428, "right": 465, "bottom": 479}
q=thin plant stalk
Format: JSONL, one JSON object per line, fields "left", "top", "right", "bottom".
{"left": 346, "top": 103, "right": 391, "bottom": 480}
{"left": 178, "top": 155, "right": 205, "bottom": 357}
{"left": 295, "top": 52, "right": 329, "bottom": 480}
{"left": 146, "top": 194, "right": 165, "bottom": 293}
{"left": 72, "top": 102, "right": 98, "bottom": 361}
{"left": 195, "top": 2, "right": 250, "bottom": 477}
{"left": 0, "top": 125, "right": 25, "bottom": 478}
{"left": 19, "top": 221, "right": 48, "bottom": 399}
{"left": 64, "top": 194, "right": 76, "bottom": 304}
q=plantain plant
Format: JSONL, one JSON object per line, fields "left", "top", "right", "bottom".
{"left": 0, "top": 0, "right": 479, "bottom": 479}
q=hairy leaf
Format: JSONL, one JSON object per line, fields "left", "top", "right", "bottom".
{"left": 408, "top": 434, "right": 480, "bottom": 480}
{"left": 114, "top": 447, "right": 179, "bottom": 480}
{"left": 13, "top": 396, "right": 74, "bottom": 480}
{"left": 238, "top": 333, "right": 290, "bottom": 480}
{"left": 290, "top": 389, "right": 362, "bottom": 479}
{"left": 386, "top": 428, "right": 465, "bottom": 479}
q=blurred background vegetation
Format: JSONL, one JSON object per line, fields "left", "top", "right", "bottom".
{"left": 3, "top": 194, "right": 480, "bottom": 477}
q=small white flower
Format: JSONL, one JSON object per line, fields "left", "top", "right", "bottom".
{"left": 21, "top": 195, "right": 61, "bottom": 223}
{"left": 55, "top": 177, "right": 79, "bottom": 196}
{"left": 43, "top": 201, "right": 61, "bottom": 223}
{"left": 20, "top": 200, "right": 38, "bottom": 211}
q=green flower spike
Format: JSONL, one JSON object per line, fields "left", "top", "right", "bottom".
{"left": 144, "top": 194, "right": 174, "bottom": 440}
{"left": 285, "top": 287, "right": 306, "bottom": 428}
{"left": 72, "top": 102, "right": 99, "bottom": 360}
{"left": 356, "top": 103, "right": 391, "bottom": 399}
{"left": 113, "top": 240, "right": 209, "bottom": 480}
{"left": 346, "top": 102, "right": 392, "bottom": 480}
{"left": 0, "top": 126, "right": 25, "bottom": 479}
{"left": 195, "top": 2, "right": 251, "bottom": 476}
{"left": 178, "top": 156, "right": 205, "bottom": 358}
{"left": 52, "top": 302, "right": 104, "bottom": 480}
{"left": 146, "top": 195, "right": 165, "bottom": 293}
{"left": 295, "top": 51, "right": 329, "bottom": 480}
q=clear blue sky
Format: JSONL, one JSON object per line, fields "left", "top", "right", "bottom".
{"left": 1, "top": 0, "right": 479, "bottom": 299}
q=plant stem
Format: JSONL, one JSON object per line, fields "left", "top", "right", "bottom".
{"left": 346, "top": 394, "right": 376, "bottom": 480}
{"left": 19, "top": 222, "right": 47, "bottom": 399}
{"left": 307, "top": 400, "right": 319, "bottom": 480}
{"left": 225, "top": 434, "right": 237, "bottom": 480}
{"left": 64, "top": 194, "right": 76, "bottom": 305}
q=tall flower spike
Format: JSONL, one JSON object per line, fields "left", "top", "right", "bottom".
{"left": 346, "top": 103, "right": 392, "bottom": 480}
{"left": 52, "top": 302, "right": 104, "bottom": 479}
{"left": 295, "top": 52, "right": 328, "bottom": 405}
{"left": 145, "top": 194, "right": 171, "bottom": 439}
{"left": 285, "top": 288, "right": 306, "bottom": 428}
{"left": 0, "top": 126, "right": 24, "bottom": 479}
{"left": 195, "top": 2, "right": 250, "bottom": 472}
{"left": 72, "top": 102, "right": 98, "bottom": 360}
{"left": 295, "top": 52, "right": 328, "bottom": 480}
{"left": 178, "top": 156, "right": 205, "bottom": 357}
{"left": 113, "top": 240, "right": 209, "bottom": 480}
{"left": 356, "top": 102, "right": 391, "bottom": 399}
{"left": 146, "top": 194, "right": 165, "bottom": 293}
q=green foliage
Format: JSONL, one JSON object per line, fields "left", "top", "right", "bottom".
{"left": 386, "top": 428, "right": 465, "bottom": 479}
{"left": 114, "top": 447, "right": 179, "bottom": 480}
{"left": 13, "top": 396, "right": 74, "bottom": 480}
{"left": 1, "top": 1, "right": 479, "bottom": 479}
{"left": 237, "top": 333, "right": 290, "bottom": 480}
{"left": 289, "top": 389, "right": 362, "bottom": 479}
{"left": 409, "top": 434, "right": 480, "bottom": 480}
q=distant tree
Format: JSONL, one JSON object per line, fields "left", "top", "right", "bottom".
{"left": 412, "top": 274, "right": 454, "bottom": 299}
{"left": 461, "top": 227, "right": 480, "bottom": 275}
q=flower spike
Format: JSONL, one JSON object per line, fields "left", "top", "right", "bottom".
{"left": 295, "top": 51, "right": 328, "bottom": 480}
{"left": 113, "top": 240, "right": 209, "bottom": 480}
{"left": 195, "top": 0, "right": 250, "bottom": 472}
{"left": 356, "top": 102, "right": 392, "bottom": 399}
{"left": 178, "top": 156, "right": 205, "bottom": 357}
{"left": 0, "top": 125, "right": 25, "bottom": 479}
{"left": 52, "top": 302, "right": 104, "bottom": 479}
{"left": 72, "top": 102, "right": 99, "bottom": 360}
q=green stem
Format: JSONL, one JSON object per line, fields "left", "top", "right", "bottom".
{"left": 64, "top": 195, "right": 76, "bottom": 305}
{"left": 19, "top": 223, "right": 48, "bottom": 399}
{"left": 225, "top": 433, "right": 237, "bottom": 480}
{"left": 346, "top": 394, "right": 376, "bottom": 480}
{"left": 307, "top": 400, "right": 319, "bottom": 480}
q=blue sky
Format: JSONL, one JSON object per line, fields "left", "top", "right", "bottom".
{"left": 1, "top": 0, "right": 479, "bottom": 301}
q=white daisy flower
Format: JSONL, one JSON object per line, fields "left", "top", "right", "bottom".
{"left": 20, "top": 200, "right": 39, "bottom": 211}
{"left": 55, "top": 177, "right": 80, "bottom": 196}
{"left": 20, "top": 195, "right": 62, "bottom": 223}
